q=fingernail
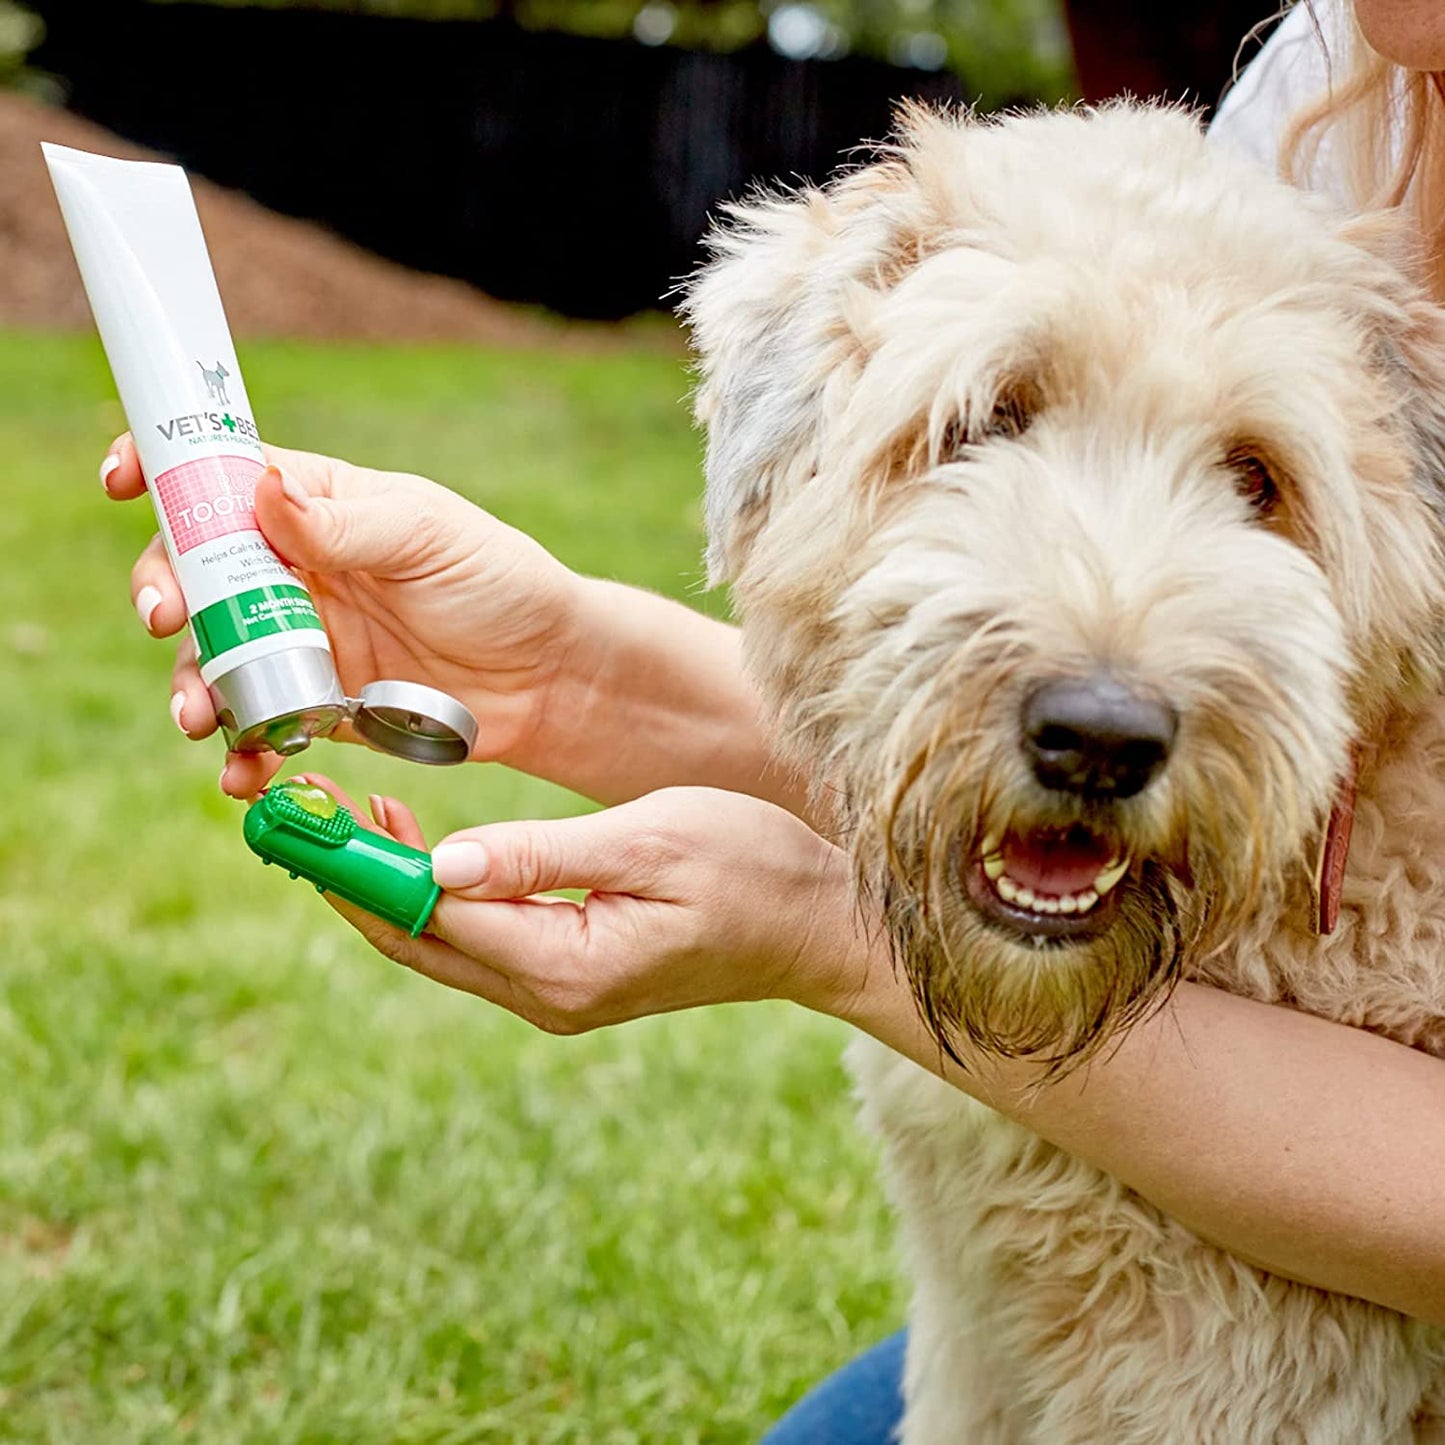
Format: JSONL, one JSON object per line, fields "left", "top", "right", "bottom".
{"left": 135, "top": 585, "right": 163, "bottom": 632}
{"left": 277, "top": 469, "right": 309, "bottom": 510}
{"left": 431, "top": 841, "right": 489, "bottom": 890}
{"left": 369, "top": 793, "right": 388, "bottom": 828}
{"left": 100, "top": 453, "right": 121, "bottom": 492}
{"left": 169, "top": 691, "right": 187, "bottom": 734}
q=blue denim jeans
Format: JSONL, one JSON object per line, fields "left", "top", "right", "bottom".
{"left": 760, "top": 1330, "right": 907, "bottom": 1444}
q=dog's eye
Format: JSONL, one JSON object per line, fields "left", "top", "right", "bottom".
{"left": 939, "top": 417, "right": 969, "bottom": 458}
{"left": 940, "top": 388, "right": 1035, "bottom": 460}
{"left": 981, "top": 390, "right": 1032, "bottom": 442}
{"left": 1226, "top": 446, "right": 1280, "bottom": 517}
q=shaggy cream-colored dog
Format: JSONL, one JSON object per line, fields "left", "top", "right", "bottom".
{"left": 686, "top": 104, "right": 1445, "bottom": 1441}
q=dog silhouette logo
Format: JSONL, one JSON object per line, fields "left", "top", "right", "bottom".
{"left": 197, "top": 360, "right": 230, "bottom": 406}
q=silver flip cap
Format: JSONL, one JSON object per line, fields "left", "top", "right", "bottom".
{"left": 212, "top": 651, "right": 477, "bottom": 765}
{"left": 347, "top": 680, "right": 478, "bottom": 765}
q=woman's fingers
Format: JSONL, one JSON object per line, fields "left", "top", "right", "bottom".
{"left": 429, "top": 802, "right": 680, "bottom": 901}
{"left": 219, "top": 751, "right": 283, "bottom": 800}
{"left": 425, "top": 893, "right": 630, "bottom": 1031}
{"left": 100, "top": 433, "right": 144, "bottom": 499}
{"left": 368, "top": 794, "right": 429, "bottom": 850}
{"left": 130, "top": 533, "right": 187, "bottom": 638}
{"left": 162, "top": 630, "right": 279, "bottom": 797}
{"left": 322, "top": 894, "right": 544, "bottom": 1016}
{"left": 291, "top": 787, "right": 625, "bottom": 1029}
{"left": 102, "top": 434, "right": 337, "bottom": 504}
{"left": 151, "top": 608, "right": 275, "bottom": 799}
{"left": 306, "top": 787, "right": 840, "bottom": 1032}
{"left": 168, "top": 633, "right": 216, "bottom": 740}
{"left": 425, "top": 889, "right": 690, "bottom": 1032}
{"left": 288, "top": 783, "right": 584, "bottom": 1022}
{"left": 251, "top": 463, "right": 452, "bottom": 580}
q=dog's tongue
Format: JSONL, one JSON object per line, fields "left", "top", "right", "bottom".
{"left": 1001, "top": 827, "right": 1116, "bottom": 896}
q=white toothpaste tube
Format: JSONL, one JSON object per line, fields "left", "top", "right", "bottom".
{"left": 43, "top": 143, "right": 476, "bottom": 764}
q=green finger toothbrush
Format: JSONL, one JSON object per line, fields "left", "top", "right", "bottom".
{"left": 243, "top": 779, "right": 440, "bottom": 937}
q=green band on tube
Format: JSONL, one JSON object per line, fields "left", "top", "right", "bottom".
{"left": 192, "top": 584, "right": 324, "bottom": 667}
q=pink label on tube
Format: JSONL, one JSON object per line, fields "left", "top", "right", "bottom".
{"left": 152, "top": 455, "right": 265, "bottom": 555}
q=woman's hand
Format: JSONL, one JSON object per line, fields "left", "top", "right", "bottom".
{"left": 103, "top": 437, "right": 804, "bottom": 816}
{"left": 302, "top": 777, "right": 866, "bottom": 1032}
{"left": 104, "top": 436, "right": 583, "bottom": 798}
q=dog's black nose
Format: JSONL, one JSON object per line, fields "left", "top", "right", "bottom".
{"left": 1022, "top": 674, "right": 1176, "bottom": 800}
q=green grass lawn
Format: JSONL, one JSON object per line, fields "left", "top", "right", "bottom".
{"left": 0, "top": 329, "right": 902, "bottom": 1443}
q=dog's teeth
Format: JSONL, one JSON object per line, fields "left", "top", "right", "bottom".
{"left": 1093, "top": 857, "right": 1130, "bottom": 896}
{"left": 981, "top": 831, "right": 1001, "bottom": 856}
{"left": 989, "top": 868, "right": 1111, "bottom": 920}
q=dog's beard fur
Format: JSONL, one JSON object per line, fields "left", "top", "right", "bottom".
{"left": 845, "top": 715, "right": 1195, "bottom": 1076}
{"left": 880, "top": 850, "right": 1185, "bottom": 1074}
{"left": 685, "top": 102, "right": 1445, "bottom": 1071}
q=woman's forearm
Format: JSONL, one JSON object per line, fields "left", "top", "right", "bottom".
{"left": 519, "top": 577, "right": 808, "bottom": 815}
{"left": 840, "top": 969, "right": 1445, "bottom": 1323}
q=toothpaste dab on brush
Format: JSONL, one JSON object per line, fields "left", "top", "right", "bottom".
{"left": 43, "top": 143, "right": 477, "bottom": 766}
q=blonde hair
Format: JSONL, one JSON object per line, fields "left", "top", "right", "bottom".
{"left": 1280, "top": 1, "right": 1445, "bottom": 294}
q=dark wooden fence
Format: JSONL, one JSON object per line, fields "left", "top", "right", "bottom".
{"left": 1065, "top": 1, "right": 1282, "bottom": 111}
{"left": 30, "top": 2, "right": 966, "bottom": 317}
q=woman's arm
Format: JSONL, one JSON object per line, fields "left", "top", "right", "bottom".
{"left": 516, "top": 576, "right": 807, "bottom": 815}
{"left": 326, "top": 780, "right": 1445, "bottom": 1326}
{"left": 844, "top": 969, "right": 1445, "bottom": 1325}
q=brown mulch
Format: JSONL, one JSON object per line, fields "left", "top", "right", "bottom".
{"left": 0, "top": 89, "right": 643, "bottom": 348}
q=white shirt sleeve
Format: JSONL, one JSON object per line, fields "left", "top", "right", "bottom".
{"left": 1207, "top": 0, "right": 1349, "bottom": 201}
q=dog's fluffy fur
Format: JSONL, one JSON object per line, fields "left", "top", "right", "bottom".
{"left": 685, "top": 103, "right": 1445, "bottom": 1441}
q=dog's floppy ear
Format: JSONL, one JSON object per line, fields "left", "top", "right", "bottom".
{"left": 683, "top": 164, "right": 906, "bottom": 585}
{"left": 1334, "top": 211, "right": 1445, "bottom": 519}
{"left": 1319, "top": 209, "right": 1445, "bottom": 705}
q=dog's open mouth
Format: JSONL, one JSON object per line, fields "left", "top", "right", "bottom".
{"left": 965, "top": 823, "right": 1129, "bottom": 939}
